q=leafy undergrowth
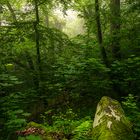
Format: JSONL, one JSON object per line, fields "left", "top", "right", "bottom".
{"left": 122, "top": 94, "right": 140, "bottom": 139}
{"left": 17, "top": 109, "right": 93, "bottom": 140}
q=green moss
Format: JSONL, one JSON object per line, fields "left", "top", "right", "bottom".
{"left": 92, "top": 96, "right": 135, "bottom": 140}
{"left": 27, "top": 122, "right": 48, "bottom": 132}
{"left": 93, "top": 117, "right": 134, "bottom": 140}
{"left": 5, "top": 63, "right": 14, "bottom": 71}
{"left": 27, "top": 122, "right": 67, "bottom": 140}
{"left": 97, "top": 96, "right": 123, "bottom": 117}
{"left": 26, "top": 122, "right": 52, "bottom": 140}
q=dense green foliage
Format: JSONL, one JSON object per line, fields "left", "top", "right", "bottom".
{"left": 0, "top": 0, "right": 140, "bottom": 139}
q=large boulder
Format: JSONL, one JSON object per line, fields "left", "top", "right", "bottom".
{"left": 92, "top": 96, "right": 135, "bottom": 140}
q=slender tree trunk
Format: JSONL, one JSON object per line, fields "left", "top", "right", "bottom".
{"left": 30, "top": 0, "right": 46, "bottom": 122}
{"left": 110, "top": 0, "right": 121, "bottom": 60}
{"left": 110, "top": 0, "right": 123, "bottom": 98}
{"left": 24, "top": 51, "right": 40, "bottom": 89}
{"left": 34, "top": 0, "right": 42, "bottom": 90}
{"left": 34, "top": 0, "right": 41, "bottom": 70}
{"left": 95, "top": 0, "right": 109, "bottom": 67}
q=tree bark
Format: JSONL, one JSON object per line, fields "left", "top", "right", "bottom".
{"left": 24, "top": 51, "right": 40, "bottom": 89}
{"left": 95, "top": 0, "right": 109, "bottom": 67}
{"left": 34, "top": 0, "right": 42, "bottom": 91}
{"left": 32, "top": 0, "right": 46, "bottom": 121}
{"left": 110, "top": 0, "right": 121, "bottom": 60}
{"left": 34, "top": 0, "right": 41, "bottom": 70}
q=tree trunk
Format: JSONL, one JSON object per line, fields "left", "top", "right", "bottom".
{"left": 24, "top": 51, "right": 40, "bottom": 89}
{"left": 34, "top": 0, "right": 42, "bottom": 90}
{"left": 95, "top": 0, "right": 109, "bottom": 67}
{"left": 110, "top": 0, "right": 121, "bottom": 60}
{"left": 31, "top": 0, "right": 46, "bottom": 121}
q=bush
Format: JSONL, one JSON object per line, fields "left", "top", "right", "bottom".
{"left": 37, "top": 109, "right": 93, "bottom": 140}
{"left": 122, "top": 94, "right": 140, "bottom": 139}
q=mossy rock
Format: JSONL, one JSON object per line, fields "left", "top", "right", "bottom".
{"left": 92, "top": 96, "right": 135, "bottom": 140}
{"left": 26, "top": 122, "right": 67, "bottom": 140}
